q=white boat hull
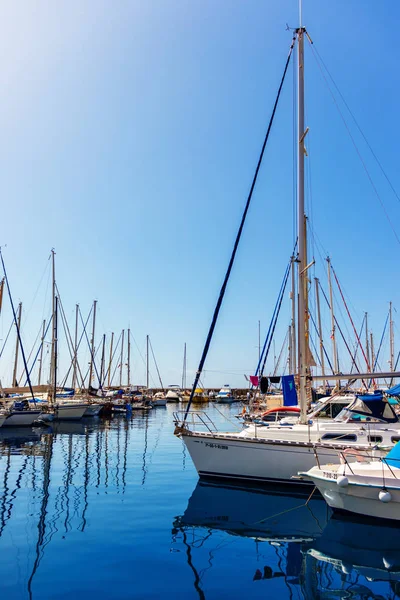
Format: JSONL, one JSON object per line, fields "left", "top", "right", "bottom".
{"left": 152, "top": 398, "right": 167, "bottom": 407}
{"left": 215, "top": 396, "right": 236, "bottom": 404}
{"left": 84, "top": 404, "right": 103, "bottom": 416}
{"left": 181, "top": 432, "right": 384, "bottom": 485}
{"left": 304, "top": 462, "right": 400, "bottom": 521}
{"left": 54, "top": 404, "right": 88, "bottom": 420}
{"left": 314, "top": 477, "right": 400, "bottom": 520}
{"left": 3, "top": 410, "right": 42, "bottom": 427}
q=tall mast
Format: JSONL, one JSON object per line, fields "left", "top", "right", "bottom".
{"left": 53, "top": 296, "right": 58, "bottom": 400}
{"left": 108, "top": 332, "right": 114, "bottom": 388}
{"left": 100, "top": 333, "right": 106, "bottom": 388}
{"left": 88, "top": 300, "right": 97, "bottom": 389}
{"left": 258, "top": 320, "right": 261, "bottom": 364}
{"left": 127, "top": 328, "right": 131, "bottom": 387}
{"left": 290, "top": 255, "right": 297, "bottom": 374}
{"left": 72, "top": 304, "right": 79, "bottom": 389}
{"left": 182, "top": 342, "right": 187, "bottom": 389}
{"left": 50, "top": 249, "right": 56, "bottom": 397}
{"left": 327, "top": 257, "right": 338, "bottom": 374}
{"left": 390, "top": 301, "right": 394, "bottom": 372}
{"left": 38, "top": 319, "right": 46, "bottom": 386}
{"left": 288, "top": 324, "right": 293, "bottom": 374}
{"left": 365, "top": 312, "right": 371, "bottom": 372}
{"left": 12, "top": 302, "right": 22, "bottom": 387}
{"left": 315, "top": 278, "right": 325, "bottom": 380}
{"left": 119, "top": 329, "right": 125, "bottom": 387}
{"left": 296, "top": 21, "right": 309, "bottom": 424}
{"left": 370, "top": 331, "right": 375, "bottom": 373}
{"left": 0, "top": 278, "right": 4, "bottom": 314}
{"left": 146, "top": 335, "right": 149, "bottom": 389}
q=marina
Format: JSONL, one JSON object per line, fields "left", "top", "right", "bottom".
{"left": 2, "top": 0, "right": 400, "bottom": 597}
{"left": 1, "top": 404, "right": 400, "bottom": 599}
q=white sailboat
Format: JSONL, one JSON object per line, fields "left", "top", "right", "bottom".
{"left": 45, "top": 251, "right": 87, "bottom": 421}
{"left": 175, "top": 18, "right": 400, "bottom": 485}
{"left": 0, "top": 258, "right": 43, "bottom": 427}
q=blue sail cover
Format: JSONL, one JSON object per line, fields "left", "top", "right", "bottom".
{"left": 385, "top": 441, "right": 400, "bottom": 468}
{"left": 349, "top": 393, "right": 398, "bottom": 423}
{"left": 282, "top": 375, "right": 298, "bottom": 406}
{"left": 386, "top": 384, "right": 400, "bottom": 397}
{"left": 356, "top": 392, "right": 384, "bottom": 402}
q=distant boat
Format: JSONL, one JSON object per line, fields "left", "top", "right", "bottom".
{"left": 166, "top": 386, "right": 182, "bottom": 403}
{"left": 2, "top": 400, "right": 42, "bottom": 427}
{"left": 152, "top": 392, "right": 167, "bottom": 407}
{"left": 215, "top": 385, "right": 235, "bottom": 404}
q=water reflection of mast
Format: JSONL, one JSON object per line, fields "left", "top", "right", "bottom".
{"left": 0, "top": 448, "right": 11, "bottom": 535}
{"left": 141, "top": 411, "right": 149, "bottom": 486}
{"left": 115, "top": 418, "right": 121, "bottom": 489}
{"left": 122, "top": 418, "right": 129, "bottom": 494}
{"left": 80, "top": 426, "right": 90, "bottom": 532}
{"left": 27, "top": 433, "right": 54, "bottom": 600}
{"left": 5, "top": 454, "right": 29, "bottom": 531}
{"left": 63, "top": 435, "right": 73, "bottom": 533}
{"left": 104, "top": 425, "right": 109, "bottom": 489}
{"left": 95, "top": 427, "right": 102, "bottom": 488}
{"left": 181, "top": 530, "right": 206, "bottom": 600}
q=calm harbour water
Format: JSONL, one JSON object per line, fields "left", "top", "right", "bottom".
{"left": 0, "top": 403, "right": 399, "bottom": 600}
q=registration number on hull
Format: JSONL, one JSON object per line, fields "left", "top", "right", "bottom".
{"left": 205, "top": 442, "right": 228, "bottom": 450}
{"left": 323, "top": 471, "right": 338, "bottom": 480}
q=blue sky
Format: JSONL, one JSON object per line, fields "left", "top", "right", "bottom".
{"left": 1, "top": 0, "right": 400, "bottom": 388}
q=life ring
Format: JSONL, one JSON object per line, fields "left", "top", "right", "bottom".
{"left": 340, "top": 448, "right": 366, "bottom": 464}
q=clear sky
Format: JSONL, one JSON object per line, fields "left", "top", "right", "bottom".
{"left": 1, "top": 0, "right": 400, "bottom": 389}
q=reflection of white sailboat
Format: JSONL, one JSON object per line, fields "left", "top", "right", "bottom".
{"left": 174, "top": 480, "right": 330, "bottom": 599}
{"left": 176, "top": 480, "right": 329, "bottom": 542}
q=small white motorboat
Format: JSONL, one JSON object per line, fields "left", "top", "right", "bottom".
{"left": 215, "top": 386, "right": 236, "bottom": 404}
{"left": 301, "top": 442, "right": 400, "bottom": 521}
{"left": 166, "top": 386, "right": 182, "bottom": 403}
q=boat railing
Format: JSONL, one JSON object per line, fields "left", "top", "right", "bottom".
{"left": 173, "top": 410, "right": 218, "bottom": 433}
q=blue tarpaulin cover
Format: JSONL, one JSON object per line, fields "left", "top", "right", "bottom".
{"left": 282, "top": 375, "right": 298, "bottom": 406}
{"left": 385, "top": 440, "right": 400, "bottom": 468}
{"left": 386, "top": 384, "right": 400, "bottom": 397}
{"left": 356, "top": 393, "right": 384, "bottom": 402}
{"left": 350, "top": 393, "right": 398, "bottom": 422}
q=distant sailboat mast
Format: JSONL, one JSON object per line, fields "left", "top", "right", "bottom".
{"left": 108, "top": 332, "right": 114, "bottom": 388}
{"left": 182, "top": 342, "right": 187, "bottom": 390}
{"left": 72, "top": 305, "right": 79, "bottom": 389}
{"left": 127, "top": 328, "right": 131, "bottom": 388}
{"left": 146, "top": 334, "right": 149, "bottom": 390}
{"left": 50, "top": 249, "right": 56, "bottom": 401}
{"left": 38, "top": 319, "right": 46, "bottom": 386}
{"left": 88, "top": 300, "right": 97, "bottom": 389}
{"left": 12, "top": 302, "right": 22, "bottom": 387}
